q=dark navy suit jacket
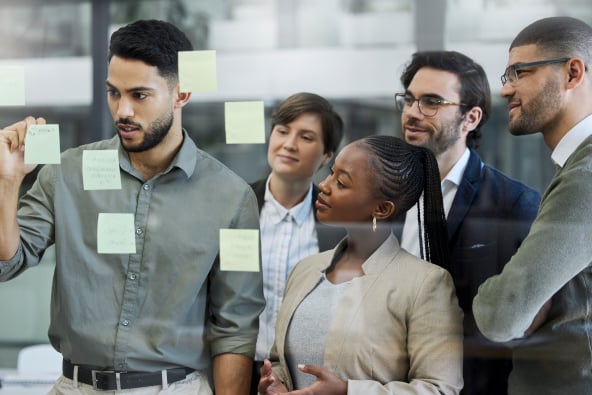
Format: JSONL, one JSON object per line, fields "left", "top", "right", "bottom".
{"left": 250, "top": 178, "right": 345, "bottom": 252}
{"left": 397, "top": 149, "right": 541, "bottom": 395}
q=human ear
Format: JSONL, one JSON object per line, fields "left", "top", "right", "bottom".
{"left": 374, "top": 201, "right": 395, "bottom": 220}
{"left": 174, "top": 86, "right": 191, "bottom": 109}
{"left": 566, "top": 57, "right": 586, "bottom": 87}
{"left": 462, "top": 106, "right": 483, "bottom": 134}
{"left": 322, "top": 151, "right": 334, "bottom": 166}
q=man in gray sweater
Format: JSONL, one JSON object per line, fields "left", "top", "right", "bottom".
{"left": 473, "top": 16, "right": 592, "bottom": 395}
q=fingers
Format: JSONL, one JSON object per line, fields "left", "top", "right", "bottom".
{"left": 297, "top": 364, "right": 323, "bottom": 378}
{"left": 257, "top": 373, "right": 275, "bottom": 394}
{"left": 261, "top": 359, "right": 272, "bottom": 377}
{"left": 1, "top": 117, "right": 46, "bottom": 152}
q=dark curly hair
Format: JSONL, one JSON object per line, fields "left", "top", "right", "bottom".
{"left": 400, "top": 51, "right": 491, "bottom": 149}
{"left": 109, "top": 19, "right": 193, "bottom": 85}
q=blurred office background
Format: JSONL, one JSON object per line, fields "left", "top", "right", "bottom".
{"left": 0, "top": 0, "right": 590, "bottom": 367}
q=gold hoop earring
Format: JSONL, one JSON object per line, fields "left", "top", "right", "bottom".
{"left": 372, "top": 216, "right": 377, "bottom": 232}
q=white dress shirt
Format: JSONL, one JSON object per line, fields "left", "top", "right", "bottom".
{"left": 401, "top": 148, "right": 471, "bottom": 258}
{"left": 551, "top": 114, "right": 592, "bottom": 167}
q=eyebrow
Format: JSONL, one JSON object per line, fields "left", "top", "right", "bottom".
{"left": 405, "top": 90, "right": 446, "bottom": 99}
{"left": 105, "top": 81, "right": 155, "bottom": 93}
{"left": 334, "top": 167, "right": 353, "bottom": 182}
{"left": 274, "top": 124, "right": 320, "bottom": 135}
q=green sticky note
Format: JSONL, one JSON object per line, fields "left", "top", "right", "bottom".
{"left": 83, "top": 150, "right": 121, "bottom": 190}
{"left": 0, "top": 65, "right": 25, "bottom": 106}
{"left": 97, "top": 213, "right": 136, "bottom": 254}
{"left": 219, "top": 229, "right": 260, "bottom": 272}
{"left": 178, "top": 50, "right": 217, "bottom": 92}
{"left": 24, "top": 124, "right": 61, "bottom": 164}
{"left": 224, "top": 101, "right": 266, "bottom": 144}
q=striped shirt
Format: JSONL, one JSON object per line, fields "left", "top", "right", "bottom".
{"left": 255, "top": 176, "right": 319, "bottom": 361}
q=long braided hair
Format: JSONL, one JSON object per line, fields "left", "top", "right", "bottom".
{"left": 361, "top": 135, "right": 450, "bottom": 270}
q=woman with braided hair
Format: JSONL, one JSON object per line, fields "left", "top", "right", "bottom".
{"left": 257, "top": 135, "right": 463, "bottom": 395}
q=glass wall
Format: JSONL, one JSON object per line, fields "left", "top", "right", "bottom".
{"left": 0, "top": 0, "right": 590, "bottom": 369}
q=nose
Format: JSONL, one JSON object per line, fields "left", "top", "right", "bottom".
{"left": 282, "top": 133, "right": 298, "bottom": 151}
{"left": 318, "top": 175, "right": 331, "bottom": 194}
{"left": 500, "top": 81, "right": 514, "bottom": 99}
{"left": 115, "top": 97, "right": 135, "bottom": 119}
{"left": 405, "top": 99, "right": 424, "bottom": 119}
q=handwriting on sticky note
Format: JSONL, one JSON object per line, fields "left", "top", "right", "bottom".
{"left": 83, "top": 150, "right": 121, "bottom": 190}
{"left": 178, "top": 50, "right": 217, "bottom": 92}
{"left": 219, "top": 229, "right": 260, "bottom": 272}
{"left": 97, "top": 213, "right": 136, "bottom": 254}
{"left": 24, "top": 124, "right": 61, "bottom": 164}
{"left": 0, "top": 65, "right": 25, "bottom": 106}
{"left": 224, "top": 101, "right": 266, "bottom": 144}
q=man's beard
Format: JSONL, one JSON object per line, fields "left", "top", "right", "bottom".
{"left": 406, "top": 116, "right": 464, "bottom": 157}
{"left": 509, "top": 77, "right": 561, "bottom": 136}
{"left": 118, "top": 109, "right": 174, "bottom": 153}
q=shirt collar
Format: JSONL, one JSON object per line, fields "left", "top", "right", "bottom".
{"left": 551, "top": 114, "right": 592, "bottom": 168}
{"left": 443, "top": 147, "right": 470, "bottom": 188}
{"left": 117, "top": 129, "right": 197, "bottom": 179}
{"left": 263, "top": 175, "right": 314, "bottom": 225}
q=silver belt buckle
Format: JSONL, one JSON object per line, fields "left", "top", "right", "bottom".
{"left": 91, "top": 370, "right": 120, "bottom": 391}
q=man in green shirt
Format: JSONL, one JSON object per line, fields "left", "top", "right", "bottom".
{"left": 0, "top": 19, "right": 264, "bottom": 395}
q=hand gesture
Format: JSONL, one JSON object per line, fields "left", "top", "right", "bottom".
{"left": 0, "top": 116, "right": 45, "bottom": 180}
{"left": 258, "top": 359, "right": 289, "bottom": 395}
{"left": 286, "top": 364, "right": 347, "bottom": 395}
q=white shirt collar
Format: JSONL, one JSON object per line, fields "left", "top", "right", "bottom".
{"left": 443, "top": 147, "right": 470, "bottom": 189}
{"left": 551, "top": 114, "right": 592, "bottom": 167}
{"left": 263, "top": 175, "right": 313, "bottom": 225}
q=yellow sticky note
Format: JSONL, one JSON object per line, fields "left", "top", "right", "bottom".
{"left": 219, "top": 229, "right": 260, "bottom": 272}
{"left": 97, "top": 213, "right": 136, "bottom": 254}
{"left": 83, "top": 150, "right": 121, "bottom": 190}
{"left": 178, "top": 50, "right": 217, "bottom": 92}
{"left": 0, "top": 65, "right": 25, "bottom": 106}
{"left": 224, "top": 101, "right": 266, "bottom": 144}
{"left": 24, "top": 124, "right": 61, "bottom": 164}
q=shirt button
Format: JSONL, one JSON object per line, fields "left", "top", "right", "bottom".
{"left": 121, "top": 320, "right": 129, "bottom": 326}
{"left": 143, "top": 184, "right": 150, "bottom": 191}
{"left": 136, "top": 228, "right": 143, "bottom": 236}
{"left": 128, "top": 273, "right": 137, "bottom": 280}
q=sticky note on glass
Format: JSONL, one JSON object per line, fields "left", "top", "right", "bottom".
{"left": 219, "top": 229, "right": 260, "bottom": 272}
{"left": 224, "top": 101, "right": 266, "bottom": 144}
{"left": 0, "top": 65, "right": 25, "bottom": 106}
{"left": 24, "top": 124, "right": 61, "bottom": 164}
{"left": 83, "top": 150, "right": 121, "bottom": 190}
{"left": 178, "top": 50, "right": 217, "bottom": 92}
{"left": 97, "top": 213, "right": 136, "bottom": 254}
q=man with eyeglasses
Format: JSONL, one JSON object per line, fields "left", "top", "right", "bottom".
{"left": 473, "top": 16, "right": 592, "bottom": 395}
{"left": 395, "top": 50, "right": 541, "bottom": 395}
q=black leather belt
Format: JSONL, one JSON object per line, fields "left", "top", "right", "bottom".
{"left": 63, "top": 360, "right": 194, "bottom": 391}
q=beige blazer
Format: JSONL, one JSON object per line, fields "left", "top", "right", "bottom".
{"left": 269, "top": 234, "right": 464, "bottom": 394}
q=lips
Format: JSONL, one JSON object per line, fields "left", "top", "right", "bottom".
{"left": 315, "top": 196, "right": 330, "bottom": 210}
{"left": 277, "top": 154, "right": 298, "bottom": 163}
{"left": 507, "top": 101, "right": 521, "bottom": 114}
{"left": 117, "top": 123, "right": 141, "bottom": 139}
{"left": 404, "top": 124, "right": 430, "bottom": 141}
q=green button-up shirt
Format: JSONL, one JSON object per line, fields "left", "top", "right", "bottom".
{"left": 0, "top": 131, "right": 264, "bottom": 372}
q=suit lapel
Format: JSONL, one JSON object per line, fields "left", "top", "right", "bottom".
{"left": 323, "top": 236, "right": 399, "bottom": 370}
{"left": 446, "top": 149, "right": 482, "bottom": 239}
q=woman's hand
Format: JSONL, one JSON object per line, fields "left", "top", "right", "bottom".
{"left": 258, "top": 359, "right": 289, "bottom": 395}
{"left": 286, "top": 364, "right": 347, "bottom": 395}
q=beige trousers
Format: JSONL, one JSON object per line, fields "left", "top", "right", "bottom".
{"left": 46, "top": 372, "right": 212, "bottom": 395}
